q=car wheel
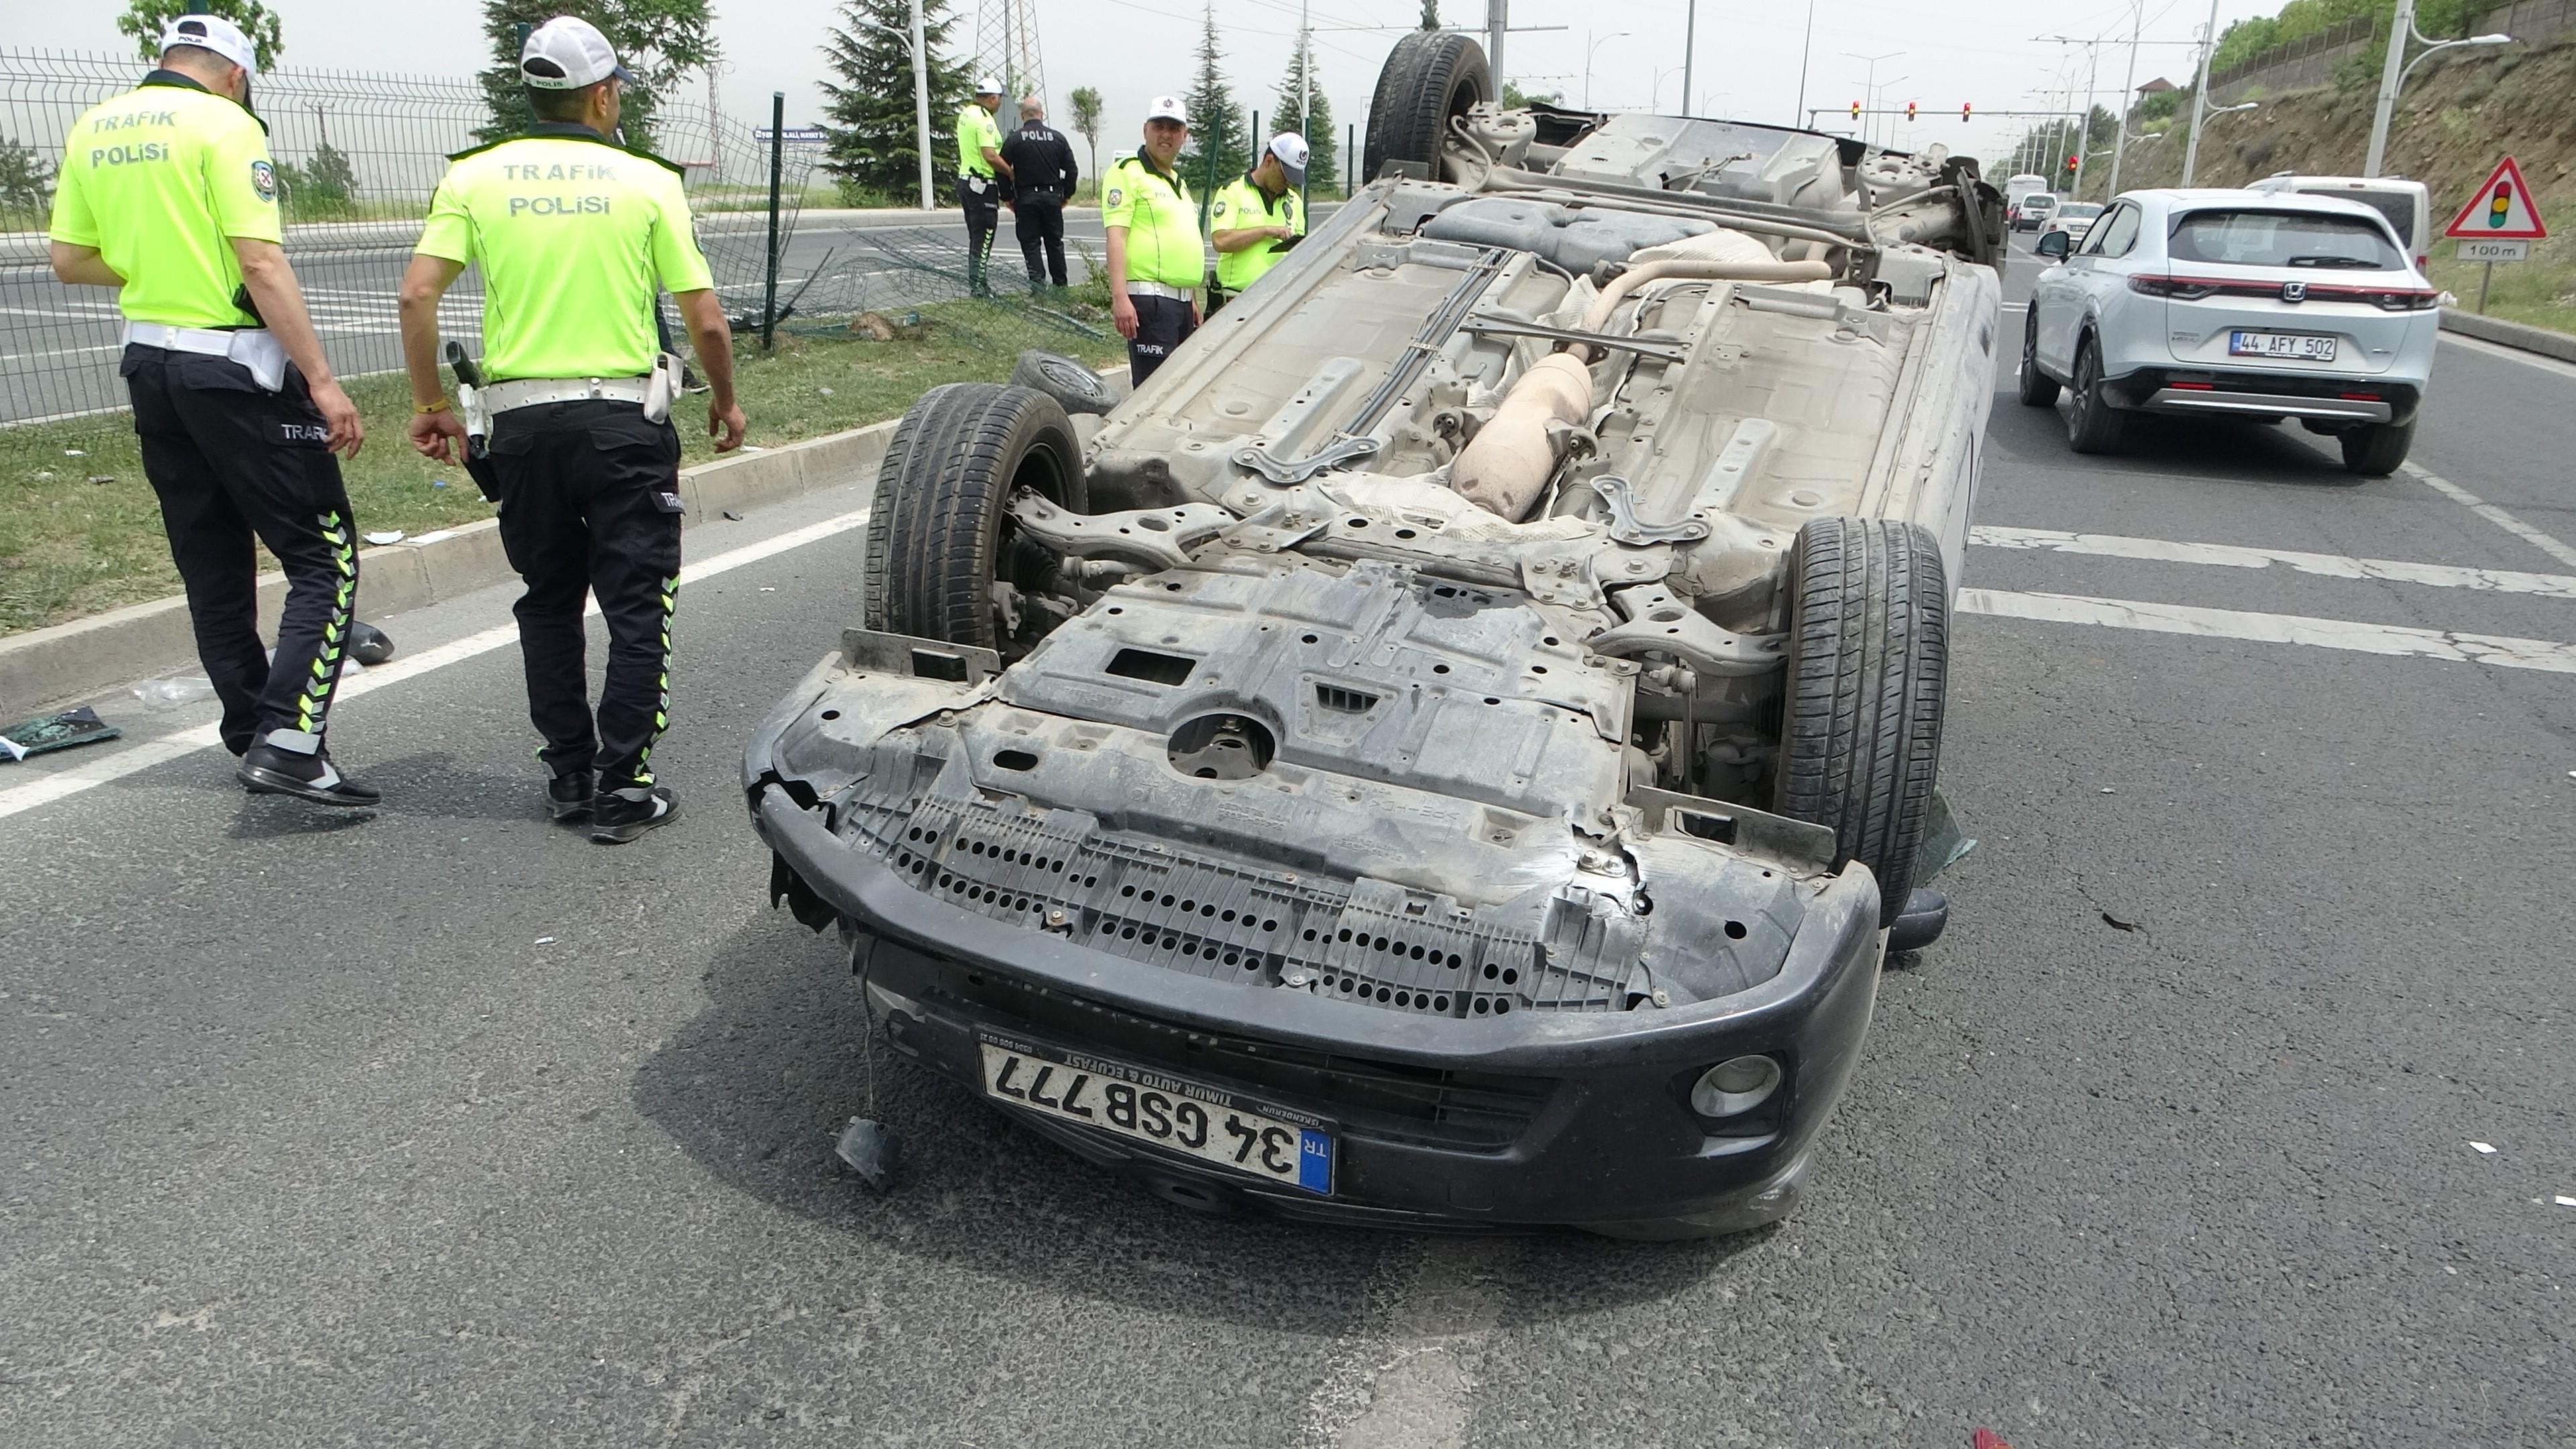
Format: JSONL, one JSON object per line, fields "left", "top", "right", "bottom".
{"left": 1010, "top": 350, "right": 1120, "bottom": 417}
{"left": 1773, "top": 517, "right": 1948, "bottom": 928}
{"left": 865, "top": 383, "right": 1087, "bottom": 661}
{"left": 2015, "top": 307, "right": 2060, "bottom": 407}
{"left": 2064, "top": 333, "right": 2127, "bottom": 454}
{"left": 2340, "top": 419, "right": 2415, "bottom": 477}
{"left": 1363, "top": 30, "right": 1490, "bottom": 182}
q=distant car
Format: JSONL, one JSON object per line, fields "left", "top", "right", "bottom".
{"left": 2038, "top": 201, "right": 2104, "bottom": 247}
{"left": 2250, "top": 172, "right": 2434, "bottom": 274}
{"left": 2021, "top": 188, "right": 2438, "bottom": 474}
{"left": 2012, "top": 192, "right": 2059, "bottom": 233}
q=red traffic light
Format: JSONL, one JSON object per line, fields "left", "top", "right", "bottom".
{"left": 1850, "top": 101, "right": 1862, "bottom": 119}
{"left": 2065, "top": 154, "right": 2080, "bottom": 171}
{"left": 1962, "top": 102, "right": 1972, "bottom": 121}
{"left": 1905, "top": 101, "right": 1917, "bottom": 121}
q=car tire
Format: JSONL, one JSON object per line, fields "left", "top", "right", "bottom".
{"left": 1010, "top": 350, "right": 1120, "bottom": 416}
{"left": 1364, "top": 30, "right": 1490, "bottom": 182}
{"left": 2340, "top": 419, "right": 2414, "bottom": 476}
{"left": 1773, "top": 517, "right": 1949, "bottom": 928}
{"left": 2064, "top": 333, "right": 2127, "bottom": 454}
{"left": 866, "top": 383, "right": 1087, "bottom": 661}
{"left": 2015, "top": 308, "right": 2060, "bottom": 407}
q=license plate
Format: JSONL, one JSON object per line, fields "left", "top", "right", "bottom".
{"left": 978, "top": 1034, "right": 1335, "bottom": 1195}
{"left": 2229, "top": 330, "right": 2338, "bottom": 362}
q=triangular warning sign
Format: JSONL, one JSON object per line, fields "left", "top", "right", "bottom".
{"left": 2445, "top": 156, "right": 2549, "bottom": 239}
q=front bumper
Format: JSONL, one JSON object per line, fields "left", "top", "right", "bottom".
{"left": 748, "top": 744, "right": 1886, "bottom": 1235}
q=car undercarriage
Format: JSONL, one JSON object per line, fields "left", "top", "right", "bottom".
{"left": 749, "top": 33, "right": 2004, "bottom": 1235}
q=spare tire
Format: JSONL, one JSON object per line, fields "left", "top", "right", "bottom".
{"left": 1010, "top": 349, "right": 1120, "bottom": 416}
{"left": 866, "top": 383, "right": 1087, "bottom": 659}
{"left": 1364, "top": 30, "right": 1491, "bottom": 183}
{"left": 1772, "top": 517, "right": 1949, "bottom": 927}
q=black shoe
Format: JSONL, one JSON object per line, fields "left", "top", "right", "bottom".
{"left": 547, "top": 770, "right": 596, "bottom": 820}
{"left": 591, "top": 785, "right": 679, "bottom": 844}
{"left": 238, "top": 741, "right": 380, "bottom": 807}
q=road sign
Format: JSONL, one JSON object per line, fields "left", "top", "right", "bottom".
{"left": 755, "top": 127, "right": 828, "bottom": 144}
{"left": 2444, "top": 156, "right": 2548, "bottom": 240}
{"left": 2457, "top": 238, "right": 2531, "bottom": 262}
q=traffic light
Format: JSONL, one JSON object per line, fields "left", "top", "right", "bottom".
{"left": 2066, "top": 154, "right": 2080, "bottom": 172}
{"left": 1962, "top": 102, "right": 1972, "bottom": 123}
{"left": 1905, "top": 101, "right": 1917, "bottom": 121}
{"left": 1850, "top": 100, "right": 1862, "bottom": 119}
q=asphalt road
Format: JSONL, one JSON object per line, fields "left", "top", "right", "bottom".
{"left": 2, "top": 236, "right": 2570, "bottom": 1447}
{"left": 0, "top": 209, "right": 1114, "bottom": 425}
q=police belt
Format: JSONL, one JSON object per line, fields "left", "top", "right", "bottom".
{"left": 1123, "top": 280, "right": 1195, "bottom": 301}
{"left": 122, "top": 321, "right": 288, "bottom": 392}
{"left": 482, "top": 376, "right": 652, "bottom": 414}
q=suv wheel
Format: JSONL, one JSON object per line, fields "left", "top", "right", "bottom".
{"left": 1773, "top": 517, "right": 1949, "bottom": 928}
{"left": 2340, "top": 419, "right": 2414, "bottom": 477}
{"left": 2064, "top": 334, "right": 2127, "bottom": 454}
{"left": 1364, "top": 30, "right": 1490, "bottom": 182}
{"left": 2015, "top": 307, "right": 2060, "bottom": 408}
{"left": 866, "top": 383, "right": 1087, "bottom": 661}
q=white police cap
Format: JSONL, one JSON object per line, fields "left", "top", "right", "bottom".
{"left": 521, "top": 15, "right": 635, "bottom": 91}
{"left": 159, "top": 13, "right": 258, "bottom": 78}
{"left": 1268, "top": 132, "right": 1309, "bottom": 185}
{"left": 975, "top": 75, "right": 1003, "bottom": 95}
{"left": 1145, "top": 95, "right": 1187, "bottom": 123}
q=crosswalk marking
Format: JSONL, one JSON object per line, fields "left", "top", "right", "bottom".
{"left": 1960, "top": 588, "right": 2576, "bottom": 673}
{"left": 1970, "top": 525, "right": 2576, "bottom": 598}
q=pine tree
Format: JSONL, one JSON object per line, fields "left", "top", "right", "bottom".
{"left": 472, "top": 0, "right": 719, "bottom": 152}
{"left": 1269, "top": 32, "right": 1336, "bottom": 199}
{"left": 1181, "top": 5, "right": 1248, "bottom": 201}
{"left": 818, "top": 0, "right": 971, "bottom": 204}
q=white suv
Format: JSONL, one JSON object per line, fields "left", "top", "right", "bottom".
{"left": 2020, "top": 188, "right": 2440, "bottom": 475}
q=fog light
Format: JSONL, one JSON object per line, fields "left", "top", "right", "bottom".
{"left": 1690, "top": 1055, "right": 1782, "bottom": 1117}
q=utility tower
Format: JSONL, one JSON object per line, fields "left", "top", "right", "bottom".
{"left": 975, "top": 0, "right": 1047, "bottom": 107}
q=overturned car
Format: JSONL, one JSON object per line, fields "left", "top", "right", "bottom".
{"left": 749, "top": 33, "right": 2003, "bottom": 1236}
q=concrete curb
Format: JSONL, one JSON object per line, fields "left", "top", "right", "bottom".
{"left": 0, "top": 364, "right": 1126, "bottom": 713}
{"left": 2438, "top": 307, "right": 2576, "bottom": 364}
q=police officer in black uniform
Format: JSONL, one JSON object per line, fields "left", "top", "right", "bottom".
{"left": 999, "top": 95, "right": 1077, "bottom": 292}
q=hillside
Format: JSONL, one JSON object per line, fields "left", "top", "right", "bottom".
{"left": 2096, "top": 36, "right": 2576, "bottom": 330}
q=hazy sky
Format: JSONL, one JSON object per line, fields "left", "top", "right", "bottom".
{"left": 12, "top": 0, "right": 2286, "bottom": 172}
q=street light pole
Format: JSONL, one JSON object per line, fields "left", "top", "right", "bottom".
{"left": 1584, "top": 30, "right": 1628, "bottom": 111}
{"left": 1682, "top": 0, "right": 1697, "bottom": 119}
{"left": 908, "top": 0, "right": 932, "bottom": 210}
{"left": 1488, "top": 0, "right": 1507, "bottom": 91}
{"left": 2105, "top": 0, "right": 2143, "bottom": 199}
{"left": 2365, "top": 0, "right": 2514, "bottom": 176}
{"left": 2182, "top": 0, "right": 2220, "bottom": 187}
{"left": 1794, "top": 0, "right": 1817, "bottom": 125}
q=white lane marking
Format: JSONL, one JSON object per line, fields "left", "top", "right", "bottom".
{"left": 1960, "top": 588, "right": 2576, "bottom": 672}
{"left": 2438, "top": 328, "right": 2576, "bottom": 382}
{"left": 0, "top": 507, "right": 871, "bottom": 823}
{"left": 1302, "top": 1238, "right": 1519, "bottom": 1449}
{"left": 1970, "top": 524, "right": 2576, "bottom": 598}
{"left": 2400, "top": 462, "right": 2576, "bottom": 572}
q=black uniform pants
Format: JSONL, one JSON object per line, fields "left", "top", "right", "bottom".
{"left": 1126, "top": 292, "right": 1197, "bottom": 386}
{"left": 1014, "top": 196, "right": 1067, "bottom": 288}
{"left": 959, "top": 177, "right": 1001, "bottom": 296}
{"left": 122, "top": 344, "right": 359, "bottom": 757}
{"left": 488, "top": 400, "right": 684, "bottom": 791}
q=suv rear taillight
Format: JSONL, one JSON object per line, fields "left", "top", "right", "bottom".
{"left": 2129, "top": 276, "right": 2220, "bottom": 300}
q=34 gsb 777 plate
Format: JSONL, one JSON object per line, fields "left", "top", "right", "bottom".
{"left": 978, "top": 1032, "right": 1334, "bottom": 1195}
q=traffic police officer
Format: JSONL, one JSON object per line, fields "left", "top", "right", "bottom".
{"left": 956, "top": 76, "right": 1011, "bottom": 297}
{"left": 998, "top": 95, "right": 1077, "bottom": 292}
{"left": 396, "top": 16, "right": 745, "bottom": 844}
{"left": 1102, "top": 95, "right": 1201, "bottom": 385}
{"left": 1210, "top": 131, "right": 1309, "bottom": 307}
{"left": 46, "top": 14, "right": 377, "bottom": 807}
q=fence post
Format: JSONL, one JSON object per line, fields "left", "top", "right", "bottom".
{"left": 1347, "top": 122, "right": 1355, "bottom": 197}
{"left": 763, "top": 91, "right": 784, "bottom": 351}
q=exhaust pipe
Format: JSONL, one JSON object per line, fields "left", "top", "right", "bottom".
{"left": 1448, "top": 258, "right": 1836, "bottom": 519}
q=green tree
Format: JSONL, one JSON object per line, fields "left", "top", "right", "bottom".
{"left": 0, "top": 138, "right": 54, "bottom": 225}
{"left": 276, "top": 137, "right": 358, "bottom": 217}
{"left": 1269, "top": 33, "right": 1336, "bottom": 197}
{"left": 116, "top": 0, "right": 284, "bottom": 70}
{"left": 1501, "top": 80, "right": 1561, "bottom": 107}
{"left": 1181, "top": 4, "right": 1248, "bottom": 205}
{"left": 473, "top": 0, "right": 718, "bottom": 151}
{"left": 1068, "top": 85, "right": 1102, "bottom": 193}
{"left": 817, "top": 0, "right": 970, "bottom": 204}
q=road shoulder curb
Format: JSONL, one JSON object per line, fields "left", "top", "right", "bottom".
{"left": 2439, "top": 307, "right": 2576, "bottom": 364}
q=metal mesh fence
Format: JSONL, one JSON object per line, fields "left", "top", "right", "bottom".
{"left": 0, "top": 48, "right": 816, "bottom": 429}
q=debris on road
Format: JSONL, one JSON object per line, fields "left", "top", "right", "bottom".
{"left": 2471, "top": 1141, "right": 2498, "bottom": 1155}
{"left": 0, "top": 706, "right": 120, "bottom": 761}
{"left": 131, "top": 678, "right": 217, "bottom": 710}
{"left": 1974, "top": 1431, "right": 2015, "bottom": 1449}
{"left": 364, "top": 530, "right": 405, "bottom": 545}
{"left": 2100, "top": 786, "right": 2116, "bottom": 793}
{"left": 2555, "top": 1195, "right": 2574, "bottom": 1207}
{"left": 835, "top": 1116, "right": 896, "bottom": 1191}
{"left": 350, "top": 621, "right": 396, "bottom": 666}
{"left": 2102, "top": 910, "right": 2145, "bottom": 933}
{"left": 534, "top": 936, "right": 556, "bottom": 945}
{"left": 721, "top": 511, "right": 743, "bottom": 521}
